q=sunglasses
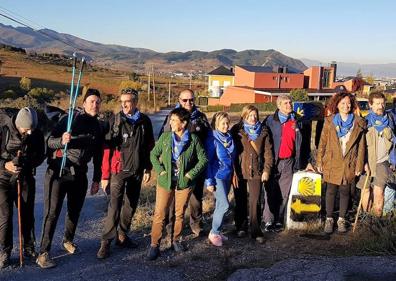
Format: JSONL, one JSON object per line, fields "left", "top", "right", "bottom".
{"left": 180, "top": 98, "right": 194, "bottom": 103}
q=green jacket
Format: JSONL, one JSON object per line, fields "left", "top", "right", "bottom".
{"left": 150, "top": 132, "right": 208, "bottom": 191}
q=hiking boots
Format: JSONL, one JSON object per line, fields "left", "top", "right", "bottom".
{"left": 274, "top": 222, "right": 284, "bottom": 232}
{"left": 255, "top": 236, "right": 266, "bottom": 244}
{"left": 0, "top": 251, "right": 10, "bottom": 269}
{"left": 147, "top": 246, "right": 160, "bottom": 261}
{"left": 337, "top": 217, "right": 348, "bottom": 233}
{"left": 97, "top": 240, "right": 110, "bottom": 259}
{"left": 63, "top": 240, "right": 79, "bottom": 254}
{"left": 36, "top": 252, "right": 56, "bottom": 269}
{"left": 324, "top": 217, "right": 334, "bottom": 234}
{"left": 264, "top": 222, "right": 276, "bottom": 232}
{"left": 115, "top": 234, "right": 138, "bottom": 249}
{"left": 208, "top": 232, "right": 223, "bottom": 247}
{"left": 24, "top": 246, "right": 38, "bottom": 259}
{"left": 172, "top": 241, "right": 187, "bottom": 252}
{"left": 236, "top": 230, "right": 247, "bottom": 238}
{"left": 190, "top": 224, "right": 202, "bottom": 237}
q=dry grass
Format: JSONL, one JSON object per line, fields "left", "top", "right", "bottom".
{"left": 352, "top": 213, "right": 396, "bottom": 255}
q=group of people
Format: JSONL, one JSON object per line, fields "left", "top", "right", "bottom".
{"left": 0, "top": 86, "right": 394, "bottom": 268}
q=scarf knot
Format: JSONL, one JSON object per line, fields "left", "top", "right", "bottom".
{"left": 125, "top": 109, "right": 141, "bottom": 124}
{"left": 333, "top": 113, "right": 354, "bottom": 138}
{"left": 172, "top": 130, "right": 190, "bottom": 161}
{"left": 243, "top": 121, "right": 262, "bottom": 141}
{"left": 213, "top": 130, "right": 235, "bottom": 155}
{"left": 366, "top": 110, "right": 389, "bottom": 133}
{"left": 278, "top": 111, "right": 295, "bottom": 124}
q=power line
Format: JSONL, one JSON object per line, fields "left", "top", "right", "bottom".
{"left": 0, "top": 8, "right": 92, "bottom": 56}
{"left": 0, "top": 5, "right": 45, "bottom": 30}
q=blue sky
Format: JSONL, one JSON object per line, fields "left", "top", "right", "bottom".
{"left": 0, "top": 0, "right": 395, "bottom": 64}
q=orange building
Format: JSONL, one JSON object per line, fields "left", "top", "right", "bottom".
{"left": 207, "top": 62, "right": 365, "bottom": 106}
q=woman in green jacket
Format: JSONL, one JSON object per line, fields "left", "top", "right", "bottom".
{"left": 148, "top": 107, "right": 208, "bottom": 260}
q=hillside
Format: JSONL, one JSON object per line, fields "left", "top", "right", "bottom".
{"left": 0, "top": 23, "right": 307, "bottom": 73}
{"left": 301, "top": 58, "right": 396, "bottom": 78}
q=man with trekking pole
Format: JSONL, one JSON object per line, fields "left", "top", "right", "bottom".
{"left": 36, "top": 88, "right": 104, "bottom": 269}
{"left": 0, "top": 107, "right": 45, "bottom": 269}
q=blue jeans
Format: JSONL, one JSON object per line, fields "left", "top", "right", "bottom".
{"left": 211, "top": 178, "right": 231, "bottom": 234}
{"left": 384, "top": 185, "right": 396, "bottom": 214}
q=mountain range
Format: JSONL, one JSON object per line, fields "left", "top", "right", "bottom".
{"left": 0, "top": 23, "right": 307, "bottom": 74}
{"left": 301, "top": 59, "right": 396, "bottom": 78}
{"left": 1, "top": 23, "right": 395, "bottom": 77}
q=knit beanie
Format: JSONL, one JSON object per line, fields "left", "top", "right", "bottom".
{"left": 83, "top": 88, "right": 101, "bottom": 102}
{"left": 15, "top": 107, "right": 38, "bottom": 130}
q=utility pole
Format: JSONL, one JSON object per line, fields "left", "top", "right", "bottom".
{"left": 168, "top": 76, "right": 172, "bottom": 107}
{"left": 147, "top": 70, "right": 151, "bottom": 101}
{"left": 189, "top": 72, "right": 192, "bottom": 89}
{"left": 152, "top": 65, "right": 156, "bottom": 111}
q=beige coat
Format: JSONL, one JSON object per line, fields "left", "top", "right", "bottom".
{"left": 316, "top": 115, "right": 366, "bottom": 185}
{"left": 366, "top": 126, "right": 393, "bottom": 177}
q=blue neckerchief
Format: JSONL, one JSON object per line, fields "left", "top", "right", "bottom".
{"left": 172, "top": 130, "right": 190, "bottom": 161}
{"left": 125, "top": 108, "right": 141, "bottom": 124}
{"left": 278, "top": 111, "right": 295, "bottom": 124}
{"left": 333, "top": 113, "right": 354, "bottom": 138}
{"left": 243, "top": 121, "right": 262, "bottom": 141}
{"left": 366, "top": 110, "right": 389, "bottom": 133}
{"left": 175, "top": 103, "right": 199, "bottom": 120}
{"left": 213, "top": 130, "right": 235, "bottom": 155}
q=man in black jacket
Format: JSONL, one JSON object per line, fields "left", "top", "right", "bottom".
{"left": 0, "top": 107, "right": 45, "bottom": 268}
{"left": 36, "top": 89, "right": 104, "bottom": 269}
{"left": 96, "top": 88, "right": 154, "bottom": 259}
{"left": 159, "top": 89, "right": 210, "bottom": 237}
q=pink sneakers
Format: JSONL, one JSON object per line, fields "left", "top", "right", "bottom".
{"left": 208, "top": 232, "right": 223, "bottom": 247}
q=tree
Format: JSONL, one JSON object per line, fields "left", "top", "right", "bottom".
{"left": 289, "top": 89, "right": 309, "bottom": 101}
{"left": 365, "top": 74, "right": 375, "bottom": 85}
{"left": 118, "top": 80, "right": 143, "bottom": 94}
{"left": 356, "top": 68, "right": 363, "bottom": 79}
{"left": 19, "top": 77, "right": 32, "bottom": 91}
{"left": 128, "top": 72, "right": 139, "bottom": 81}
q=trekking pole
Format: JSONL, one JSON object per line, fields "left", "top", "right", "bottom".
{"left": 66, "top": 53, "right": 77, "bottom": 130}
{"left": 353, "top": 171, "right": 371, "bottom": 233}
{"left": 16, "top": 151, "right": 24, "bottom": 267}
{"left": 59, "top": 57, "right": 86, "bottom": 177}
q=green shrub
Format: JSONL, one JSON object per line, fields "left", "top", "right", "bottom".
{"left": 19, "top": 77, "right": 32, "bottom": 91}
{"left": 1, "top": 89, "right": 18, "bottom": 99}
{"left": 28, "top": 87, "right": 55, "bottom": 102}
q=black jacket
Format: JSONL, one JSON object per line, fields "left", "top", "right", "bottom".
{"left": 47, "top": 111, "right": 104, "bottom": 182}
{"left": 0, "top": 116, "right": 46, "bottom": 177}
{"left": 159, "top": 109, "right": 210, "bottom": 143}
{"left": 104, "top": 111, "right": 155, "bottom": 175}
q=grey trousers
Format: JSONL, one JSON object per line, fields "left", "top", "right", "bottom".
{"left": 263, "top": 158, "right": 294, "bottom": 224}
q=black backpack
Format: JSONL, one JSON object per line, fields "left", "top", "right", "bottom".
{"left": 0, "top": 108, "right": 19, "bottom": 153}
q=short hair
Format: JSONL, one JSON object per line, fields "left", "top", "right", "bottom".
{"left": 276, "top": 95, "right": 293, "bottom": 108}
{"left": 121, "top": 88, "right": 139, "bottom": 101}
{"left": 170, "top": 107, "right": 190, "bottom": 125}
{"left": 241, "top": 105, "right": 259, "bottom": 121}
{"left": 369, "top": 92, "right": 386, "bottom": 104}
{"left": 179, "top": 89, "right": 194, "bottom": 98}
{"left": 327, "top": 92, "right": 357, "bottom": 115}
{"left": 211, "top": 111, "right": 230, "bottom": 130}
{"left": 83, "top": 88, "right": 101, "bottom": 102}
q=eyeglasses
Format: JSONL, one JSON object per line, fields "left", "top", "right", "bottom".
{"left": 180, "top": 98, "right": 194, "bottom": 103}
{"left": 121, "top": 88, "right": 138, "bottom": 96}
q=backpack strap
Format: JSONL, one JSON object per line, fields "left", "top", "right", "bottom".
{"left": 112, "top": 112, "right": 121, "bottom": 138}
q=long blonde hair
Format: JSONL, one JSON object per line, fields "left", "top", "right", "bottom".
{"left": 211, "top": 111, "right": 230, "bottom": 130}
